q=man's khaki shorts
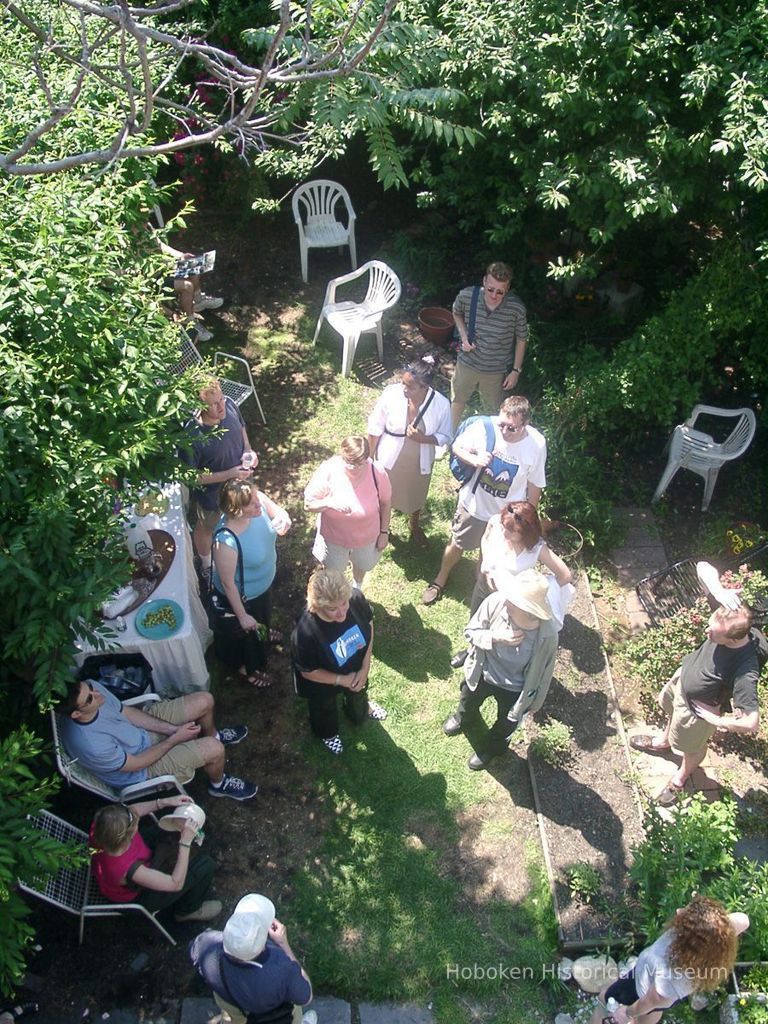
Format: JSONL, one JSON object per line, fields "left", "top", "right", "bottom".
{"left": 451, "top": 359, "right": 504, "bottom": 412}
{"left": 143, "top": 696, "right": 209, "bottom": 782}
{"left": 451, "top": 502, "right": 487, "bottom": 552}
{"left": 660, "top": 676, "right": 716, "bottom": 755}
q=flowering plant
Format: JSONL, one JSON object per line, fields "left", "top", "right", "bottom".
{"left": 725, "top": 520, "right": 766, "bottom": 555}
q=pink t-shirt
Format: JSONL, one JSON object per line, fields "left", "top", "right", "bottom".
{"left": 90, "top": 823, "right": 151, "bottom": 902}
{"left": 305, "top": 456, "right": 392, "bottom": 548}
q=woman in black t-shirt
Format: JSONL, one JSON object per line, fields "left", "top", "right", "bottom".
{"left": 291, "top": 569, "right": 387, "bottom": 755}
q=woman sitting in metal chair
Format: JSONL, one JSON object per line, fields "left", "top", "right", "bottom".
{"left": 90, "top": 797, "right": 220, "bottom": 923}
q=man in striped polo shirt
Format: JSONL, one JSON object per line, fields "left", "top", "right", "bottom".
{"left": 451, "top": 262, "right": 528, "bottom": 429}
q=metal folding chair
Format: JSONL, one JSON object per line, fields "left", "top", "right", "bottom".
{"left": 19, "top": 810, "right": 177, "bottom": 945}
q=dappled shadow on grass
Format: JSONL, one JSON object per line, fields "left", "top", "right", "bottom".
{"left": 290, "top": 721, "right": 555, "bottom": 1008}
{"left": 371, "top": 600, "right": 453, "bottom": 682}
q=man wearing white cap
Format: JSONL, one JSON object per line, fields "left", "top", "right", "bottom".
{"left": 189, "top": 893, "right": 315, "bottom": 1024}
{"left": 442, "top": 568, "right": 559, "bottom": 770}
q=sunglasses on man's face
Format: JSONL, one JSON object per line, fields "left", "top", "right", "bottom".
{"left": 77, "top": 681, "right": 95, "bottom": 710}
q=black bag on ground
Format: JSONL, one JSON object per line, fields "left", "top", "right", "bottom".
{"left": 78, "top": 652, "right": 154, "bottom": 700}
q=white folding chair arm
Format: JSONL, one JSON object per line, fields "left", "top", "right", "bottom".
{"left": 122, "top": 693, "right": 160, "bottom": 708}
{"left": 214, "top": 351, "right": 257, "bottom": 390}
{"left": 120, "top": 773, "right": 191, "bottom": 799}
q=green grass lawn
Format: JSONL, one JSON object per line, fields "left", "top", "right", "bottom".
{"left": 218, "top": 319, "right": 562, "bottom": 1022}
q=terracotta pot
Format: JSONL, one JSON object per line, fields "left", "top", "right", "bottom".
{"left": 418, "top": 307, "right": 454, "bottom": 347}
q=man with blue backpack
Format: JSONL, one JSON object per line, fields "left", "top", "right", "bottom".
{"left": 421, "top": 396, "right": 547, "bottom": 606}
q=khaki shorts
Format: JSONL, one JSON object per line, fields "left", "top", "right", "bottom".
{"left": 194, "top": 503, "right": 221, "bottom": 531}
{"left": 451, "top": 502, "right": 487, "bottom": 552}
{"left": 312, "top": 532, "right": 382, "bottom": 577}
{"left": 144, "top": 696, "right": 209, "bottom": 783}
{"left": 660, "top": 677, "right": 716, "bottom": 755}
{"left": 451, "top": 359, "right": 504, "bottom": 411}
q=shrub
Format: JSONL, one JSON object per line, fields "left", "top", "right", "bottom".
{"left": 0, "top": 729, "right": 79, "bottom": 997}
{"left": 629, "top": 795, "right": 768, "bottom": 961}
{"left": 529, "top": 721, "right": 573, "bottom": 766}
{"left": 566, "top": 862, "right": 602, "bottom": 905}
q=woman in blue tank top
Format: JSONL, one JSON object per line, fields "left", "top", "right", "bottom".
{"left": 212, "top": 478, "right": 292, "bottom": 687}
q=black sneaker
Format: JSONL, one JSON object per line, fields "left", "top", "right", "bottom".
{"left": 208, "top": 775, "right": 258, "bottom": 800}
{"left": 443, "top": 714, "right": 462, "bottom": 737}
{"left": 218, "top": 725, "right": 248, "bottom": 745}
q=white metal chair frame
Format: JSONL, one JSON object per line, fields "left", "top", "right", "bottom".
{"left": 652, "top": 404, "right": 757, "bottom": 511}
{"left": 172, "top": 331, "right": 267, "bottom": 425}
{"left": 291, "top": 179, "right": 357, "bottom": 283}
{"left": 312, "top": 260, "right": 402, "bottom": 377}
{"left": 19, "top": 810, "right": 177, "bottom": 945}
{"left": 51, "top": 694, "right": 191, "bottom": 803}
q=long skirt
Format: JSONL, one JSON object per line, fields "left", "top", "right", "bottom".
{"left": 387, "top": 439, "right": 430, "bottom": 514}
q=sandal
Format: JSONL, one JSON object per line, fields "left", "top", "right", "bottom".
{"left": 367, "top": 700, "right": 388, "bottom": 721}
{"left": 268, "top": 628, "right": 282, "bottom": 644}
{"left": 421, "top": 581, "right": 444, "bottom": 606}
{"left": 247, "top": 671, "right": 273, "bottom": 689}
{"left": 657, "top": 779, "right": 685, "bottom": 806}
{"left": 630, "top": 734, "right": 671, "bottom": 754}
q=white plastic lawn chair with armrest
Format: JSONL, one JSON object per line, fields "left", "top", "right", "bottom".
{"left": 171, "top": 330, "right": 267, "bottom": 425}
{"left": 652, "top": 404, "right": 757, "bottom": 512}
{"left": 312, "top": 260, "right": 402, "bottom": 377}
{"left": 291, "top": 179, "right": 357, "bottom": 283}
{"left": 19, "top": 810, "right": 177, "bottom": 946}
{"left": 50, "top": 693, "right": 191, "bottom": 803}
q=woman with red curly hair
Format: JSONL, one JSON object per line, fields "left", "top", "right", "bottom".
{"left": 590, "top": 896, "right": 749, "bottom": 1024}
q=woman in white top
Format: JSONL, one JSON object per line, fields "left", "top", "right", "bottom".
{"left": 590, "top": 896, "right": 748, "bottom": 1024}
{"left": 452, "top": 500, "right": 573, "bottom": 667}
{"left": 367, "top": 356, "right": 452, "bottom": 546}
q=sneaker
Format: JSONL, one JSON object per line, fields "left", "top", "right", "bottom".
{"left": 193, "top": 322, "right": 213, "bottom": 342}
{"left": 175, "top": 899, "right": 223, "bottom": 922}
{"left": 322, "top": 734, "right": 344, "bottom": 755}
{"left": 194, "top": 293, "right": 223, "bottom": 312}
{"left": 367, "top": 700, "right": 388, "bottom": 721}
{"left": 208, "top": 774, "right": 258, "bottom": 800}
{"left": 302, "top": 1013, "right": 318, "bottom": 1024}
{"left": 218, "top": 725, "right": 248, "bottom": 745}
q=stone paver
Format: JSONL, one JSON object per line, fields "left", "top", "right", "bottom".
{"left": 308, "top": 996, "right": 352, "bottom": 1024}
{"left": 359, "top": 1003, "right": 434, "bottom": 1024}
{"left": 179, "top": 997, "right": 220, "bottom": 1024}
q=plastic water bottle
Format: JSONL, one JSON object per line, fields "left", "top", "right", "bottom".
{"left": 603, "top": 997, "right": 619, "bottom": 1022}
{"left": 124, "top": 519, "right": 153, "bottom": 561}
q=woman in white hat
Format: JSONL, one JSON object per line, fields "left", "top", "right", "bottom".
{"left": 443, "top": 568, "right": 558, "bottom": 770}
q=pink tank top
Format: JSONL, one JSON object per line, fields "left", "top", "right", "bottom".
{"left": 90, "top": 823, "right": 152, "bottom": 902}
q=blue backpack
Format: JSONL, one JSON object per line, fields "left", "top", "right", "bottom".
{"left": 449, "top": 415, "right": 496, "bottom": 486}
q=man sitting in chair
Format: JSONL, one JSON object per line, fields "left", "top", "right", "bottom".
{"left": 190, "top": 892, "right": 316, "bottom": 1024}
{"left": 56, "top": 680, "right": 257, "bottom": 802}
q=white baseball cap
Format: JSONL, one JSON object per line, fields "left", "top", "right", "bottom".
{"left": 222, "top": 894, "right": 276, "bottom": 961}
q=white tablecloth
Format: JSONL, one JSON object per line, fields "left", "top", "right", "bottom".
{"left": 77, "top": 484, "right": 213, "bottom": 696}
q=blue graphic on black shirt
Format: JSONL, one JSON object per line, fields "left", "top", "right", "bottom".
{"left": 478, "top": 456, "right": 520, "bottom": 499}
{"left": 329, "top": 624, "right": 366, "bottom": 666}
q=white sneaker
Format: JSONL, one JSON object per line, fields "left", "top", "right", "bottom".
{"left": 193, "top": 322, "right": 213, "bottom": 342}
{"left": 302, "top": 1012, "right": 318, "bottom": 1024}
{"left": 194, "top": 293, "right": 223, "bottom": 312}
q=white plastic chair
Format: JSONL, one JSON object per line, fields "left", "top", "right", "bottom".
{"left": 19, "top": 811, "right": 177, "bottom": 945}
{"left": 172, "top": 331, "right": 266, "bottom": 425}
{"left": 312, "top": 260, "right": 401, "bottom": 377}
{"left": 51, "top": 694, "right": 191, "bottom": 802}
{"left": 291, "top": 180, "right": 357, "bottom": 283}
{"left": 652, "top": 405, "right": 757, "bottom": 511}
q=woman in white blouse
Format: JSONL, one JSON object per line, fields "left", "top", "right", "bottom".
{"left": 367, "top": 356, "right": 452, "bottom": 546}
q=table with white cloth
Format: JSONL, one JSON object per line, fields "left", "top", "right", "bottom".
{"left": 76, "top": 483, "right": 213, "bottom": 696}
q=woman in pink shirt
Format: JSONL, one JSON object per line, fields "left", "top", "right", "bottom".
{"left": 304, "top": 435, "right": 392, "bottom": 590}
{"left": 89, "top": 796, "right": 220, "bottom": 923}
